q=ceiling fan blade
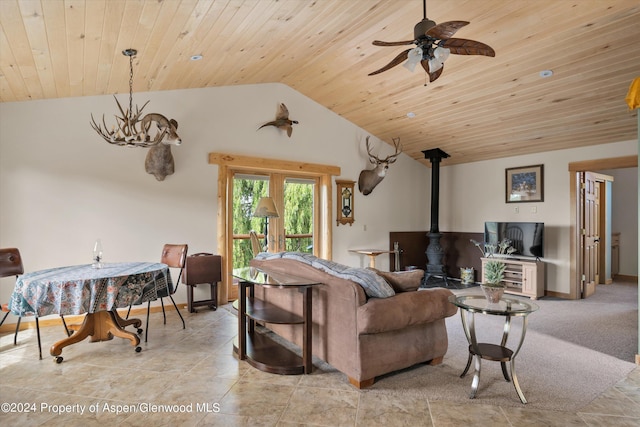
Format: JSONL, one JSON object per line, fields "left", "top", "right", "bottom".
{"left": 420, "top": 60, "right": 444, "bottom": 82}
{"left": 430, "top": 64, "right": 444, "bottom": 82}
{"left": 425, "top": 21, "right": 469, "bottom": 39}
{"left": 443, "top": 38, "right": 495, "bottom": 56}
{"left": 420, "top": 60, "right": 429, "bottom": 73}
{"left": 373, "top": 40, "right": 414, "bottom": 46}
{"left": 368, "top": 49, "right": 411, "bottom": 76}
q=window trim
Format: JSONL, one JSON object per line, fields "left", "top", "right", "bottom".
{"left": 209, "top": 152, "right": 340, "bottom": 303}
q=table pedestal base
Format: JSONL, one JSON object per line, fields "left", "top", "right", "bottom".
{"left": 50, "top": 310, "right": 142, "bottom": 362}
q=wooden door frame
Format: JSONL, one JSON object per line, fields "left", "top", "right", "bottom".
{"left": 568, "top": 155, "right": 637, "bottom": 299}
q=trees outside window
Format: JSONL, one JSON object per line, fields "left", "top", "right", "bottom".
{"left": 231, "top": 174, "right": 315, "bottom": 270}
{"left": 232, "top": 174, "right": 268, "bottom": 270}
{"left": 283, "top": 178, "right": 314, "bottom": 253}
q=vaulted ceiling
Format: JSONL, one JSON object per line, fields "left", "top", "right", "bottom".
{"left": 1, "top": 0, "right": 638, "bottom": 166}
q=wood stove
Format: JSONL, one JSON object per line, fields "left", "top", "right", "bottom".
{"left": 421, "top": 148, "right": 450, "bottom": 288}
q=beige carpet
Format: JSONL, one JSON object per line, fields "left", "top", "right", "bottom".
{"left": 527, "top": 279, "right": 638, "bottom": 362}
{"left": 364, "top": 312, "right": 636, "bottom": 412}
{"left": 366, "top": 281, "right": 638, "bottom": 411}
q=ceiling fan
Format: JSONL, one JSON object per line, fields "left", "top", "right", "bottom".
{"left": 368, "top": 0, "right": 495, "bottom": 83}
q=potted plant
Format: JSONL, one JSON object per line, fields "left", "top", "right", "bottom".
{"left": 471, "top": 239, "right": 516, "bottom": 303}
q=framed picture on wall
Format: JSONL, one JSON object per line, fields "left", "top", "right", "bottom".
{"left": 505, "top": 164, "right": 544, "bottom": 203}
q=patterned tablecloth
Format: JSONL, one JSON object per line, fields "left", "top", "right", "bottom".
{"left": 8, "top": 262, "right": 173, "bottom": 317}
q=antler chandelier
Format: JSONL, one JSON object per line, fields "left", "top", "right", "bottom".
{"left": 90, "top": 49, "right": 176, "bottom": 147}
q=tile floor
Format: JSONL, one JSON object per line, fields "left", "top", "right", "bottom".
{"left": 1, "top": 306, "right": 639, "bottom": 426}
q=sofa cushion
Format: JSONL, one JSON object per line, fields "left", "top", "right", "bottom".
{"left": 357, "top": 287, "right": 457, "bottom": 334}
{"left": 254, "top": 252, "right": 395, "bottom": 299}
{"left": 368, "top": 268, "right": 424, "bottom": 293}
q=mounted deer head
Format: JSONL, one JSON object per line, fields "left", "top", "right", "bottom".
{"left": 144, "top": 117, "right": 181, "bottom": 181}
{"left": 358, "top": 136, "right": 402, "bottom": 195}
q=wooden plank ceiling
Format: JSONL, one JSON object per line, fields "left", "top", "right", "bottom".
{"left": 1, "top": 0, "right": 638, "bottom": 166}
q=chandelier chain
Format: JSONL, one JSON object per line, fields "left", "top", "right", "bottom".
{"left": 128, "top": 53, "right": 134, "bottom": 122}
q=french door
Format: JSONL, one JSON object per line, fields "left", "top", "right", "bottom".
{"left": 228, "top": 172, "right": 319, "bottom": 301}
{"left": 231, "top": 172, "right": 317, "bottom": 268}
{"left": 210, "top": 152, "right": 340, "bottom": 303}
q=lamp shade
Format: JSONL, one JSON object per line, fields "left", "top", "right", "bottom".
{"left": 402, "top": 46, "right": 423, "bottom": 72}
{"left": 428, "top": 47, "right": 450, "bottom": 73}
{"left": 253, "top": 197, "right": 280, "bottom": 218}
{"left": 433, "top": 46, "right": 450, "bottom": 61}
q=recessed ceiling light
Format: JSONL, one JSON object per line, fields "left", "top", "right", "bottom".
{"left": 406, "top": 112, "right": 416, "bottom": 118}
{"left": 539, "top": 70, "right": 553, "bottom": 78}
{"left": 190, "top": 54, "right": 203, "bottom": 61}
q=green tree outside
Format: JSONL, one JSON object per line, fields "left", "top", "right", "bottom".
{"left": 283, "top": 180, "right": 314, "bottom": 252}
{"left": 231, "top": 177, "right": 314, "bottom": 269}
{"left": 232, "top": 177, "right": 268, "bottom": 269}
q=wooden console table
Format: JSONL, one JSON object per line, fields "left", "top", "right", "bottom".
{"left": 232, "top": 267, "right": 320, "bottom": 374}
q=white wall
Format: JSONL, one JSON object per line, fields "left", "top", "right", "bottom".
{"left": 438, "top": 140, "right": 638, "bottom": 294}
{"left": 0, "top": 83, "right": 430, "bottom": 321}
{"left": 598, "top": 167, "right": 639, "bottom": 276}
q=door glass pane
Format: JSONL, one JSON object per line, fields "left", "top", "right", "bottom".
{"left": 232, "top": 174, "right": 268, "bottom": 268}
{"left": 284, "top": 177, "right": 314, "bottom": 253}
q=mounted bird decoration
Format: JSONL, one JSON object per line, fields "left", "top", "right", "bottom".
{"left": 258, "top": 103, "right": 298, "bottom": 137}
{"left": 368, "top": 0, "right": 495, "bottom": 84}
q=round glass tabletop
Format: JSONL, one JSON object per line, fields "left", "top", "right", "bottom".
{"left": 449, "top": 294, "right": 539, "bottom": 316}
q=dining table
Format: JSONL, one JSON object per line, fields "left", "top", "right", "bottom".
{"left": 8, "top": 262, "right": 173, "bottom": 362}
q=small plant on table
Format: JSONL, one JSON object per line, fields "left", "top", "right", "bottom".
{"left": 471, "top": 239, "right": 516, "bottom": 302}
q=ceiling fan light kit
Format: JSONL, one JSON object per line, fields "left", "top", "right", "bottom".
{"left": 369, "top": 0, "right": 495, "bottom": 84}
{"left": 428, "top": 46, "right": 450, "bottom": 73}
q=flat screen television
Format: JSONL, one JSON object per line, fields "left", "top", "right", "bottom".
{"left": 484, "top": 221, "right": 544, "bottom": 259}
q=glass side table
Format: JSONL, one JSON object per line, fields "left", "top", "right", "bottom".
{"left": 448, "top": 294, "right": 539, "bottom": 404}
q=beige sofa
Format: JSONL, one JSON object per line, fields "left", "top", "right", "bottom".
{"left": 250, "top": 254, "right": 458, "bottom": 388}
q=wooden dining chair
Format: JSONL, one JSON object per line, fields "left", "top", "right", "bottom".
{"left": 138, "top": 244, "right": 188, "bottom": 342}
{"left": 249, "top": 230, "right": 262, "bottom": 257}
{"left": 0, "top": 248, "right": 71, "bottom": 360}
{"left": 159, "top": 244, "right": 188, "bottom": 325}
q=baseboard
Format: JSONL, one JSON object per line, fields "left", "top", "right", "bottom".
{"left": 544, "top": 290, "right": 574, "bottom": 299}
{"left": 614, "top": 274, "right": 638, "bottom": 282}
{"left": 0, "top": 303, "right": 187, "bottom": 334}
